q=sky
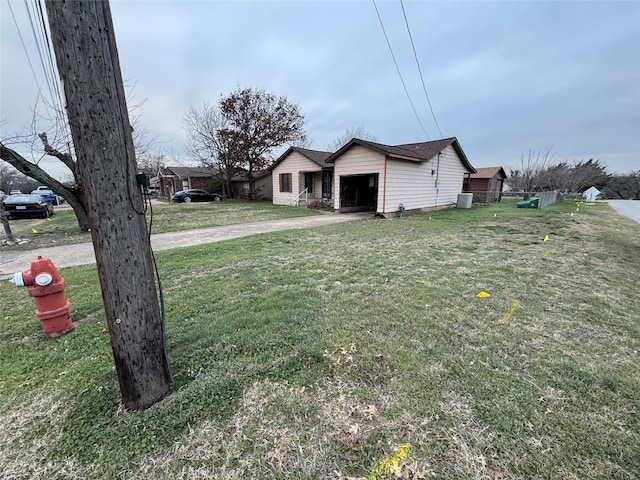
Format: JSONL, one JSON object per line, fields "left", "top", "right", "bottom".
{"left": 1, "top": 0, "right": 639, "bottom": 181}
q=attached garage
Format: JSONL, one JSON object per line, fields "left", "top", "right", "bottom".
{"left": 326, "top": 137, "right": 476, "bottom": 215}
{"left": 339, "top": 174, "right": 378, "bottom": 212}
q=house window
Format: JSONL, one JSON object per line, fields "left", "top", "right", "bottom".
{"left": 279, "top": 173, "right": 292, "bottom": 192}
{"left": 322, "top": 170, "right": 332, "bottom": 199}
{"left": 304, "top": 173, "right": 313, "bottom": 193}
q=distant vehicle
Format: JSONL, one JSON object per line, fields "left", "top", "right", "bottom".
{"left": 30, "top": 188, "right": 60, "bottom": 204}
{"left": 170, "top": 189, "right": 222, "bottom": 203}
{"left": 2, "top": 194, "right": 54, "bottom": 219}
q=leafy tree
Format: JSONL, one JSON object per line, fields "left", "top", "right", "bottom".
{"left": 327, "top": 126, "right": 377, "bottom": 152}
{"left": 537, "top": 159, "right": 610, "bottom": 192}
{"left": 603, "top": 171, "right": 640, "bottom": 199}
{"left": 508, "top": 148, "right": 610, "bottom": 193}
{"left": 184, "top": 88, "right": 307, "bottom": 200}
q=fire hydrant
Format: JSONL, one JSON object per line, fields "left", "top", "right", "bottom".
{"left": 14, "top": 256, "right": 74, "bottom": 338}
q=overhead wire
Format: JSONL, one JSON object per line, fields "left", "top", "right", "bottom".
{"left": 34, "top": 0, "right": 69, "bottom": 133}
{"left": 372, "top": 0, "right": 431, "bottom": 141}
{"left": 7, "top": 1, "right": 44, "bottom": 95}
{"left": 400, "top": 0, "right": 444, "bottom": 139}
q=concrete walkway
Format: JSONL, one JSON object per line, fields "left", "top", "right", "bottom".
{"left": 0, "top": 212, "right": 368, "bottom": 281}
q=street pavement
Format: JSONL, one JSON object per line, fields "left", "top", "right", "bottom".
{"left": 607, "top": 200, "right": 640, "bottom": 224}
{"left": 0, "top": 212, "right": 367, "bottom": 281}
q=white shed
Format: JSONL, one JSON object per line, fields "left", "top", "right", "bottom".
{"left": 583, "top": 186, "right": 601, "bottom": 202}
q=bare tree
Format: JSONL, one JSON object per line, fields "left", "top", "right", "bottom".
{"left": 1, "top": 137, "right": 90, "bottom": 231}
{"left": 508, "top": 146, "right": 555, "bottom": 192}
{"left": 327, "top": 126, "right": 377, "bottom": 152}
{"left": 1, "top": 80, "right": 156, "bottom": 231}
{"left": 184, "top": 103, "right": 236, "bottom": 198}
{"left": 184, "top": 88, "right": 307, "bottom": 199}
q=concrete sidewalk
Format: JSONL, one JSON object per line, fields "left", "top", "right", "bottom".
{"left": 0, "top": 212, "right": 367, "bottom": 281}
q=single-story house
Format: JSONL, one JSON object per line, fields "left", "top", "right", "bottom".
{"left": 270, "top": 147, "right": 333, "bottom": 206}
{"left": 462, "top": 166, "right": 507, "bottom": 203}
{"left": 271, "top": 137, "right": 475, "bottom": 214}
{"left": 230, "top": 170, "right": 273, "bottom": 200}
{"left": 158, "top": 166, "right": 215, "bottom": 197}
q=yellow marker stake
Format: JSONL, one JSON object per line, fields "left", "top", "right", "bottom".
{"left": 501, "top": 299, "right": 520, "bottom": 324}
{"left": 543, "top": 235, "right": 549, "bottom": 242}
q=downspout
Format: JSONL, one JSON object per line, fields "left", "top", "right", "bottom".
{"left": 435, "top": 152, "right": 441, "bottom": 206}
{"left": 382, "top": 156, "right": 388, "bottom": 214}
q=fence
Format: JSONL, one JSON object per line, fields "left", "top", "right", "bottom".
{"left": 501, "top": 190, "right": 561, "bottom": 208}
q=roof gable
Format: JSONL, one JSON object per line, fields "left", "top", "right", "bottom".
{"left": 469, "top": 166, "right": 507, "bottom": 179}
{"left": 326, "top": 137, "right": 476, "bottom": 173}
{"left": 270, "top": 146, "right": 333, "bottom": 171}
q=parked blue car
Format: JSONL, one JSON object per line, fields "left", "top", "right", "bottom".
{"left": 30, "top": 188, "right": 61, "bottom": 204}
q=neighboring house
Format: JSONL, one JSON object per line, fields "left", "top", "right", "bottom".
{"left": 326, "top": 137, "right": 476, "bottom": 214}
{"left": 271, "top": 147, "right": 333, "bottom": 206}
{"left": 158, "top": 166, "right": 215, "bottom": 197}
{"left": 583, "top": 186, "right": 601, "bottom": 202}
{"left": 230, "top": 170, "right": 273, "bottom": 200}
{"left": 462, "top": 166, "right": 507, "bottom": 203}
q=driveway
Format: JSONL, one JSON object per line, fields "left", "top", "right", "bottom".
{"left": 607, "top": 200, "right": 640, "bottom": 224}
{"left": 0, "top": 212, "right": 367, "bottom": 281}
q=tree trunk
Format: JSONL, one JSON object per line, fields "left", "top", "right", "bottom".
{"left": 46, "top": 0, "right": 172, "bottom": 410}
{"left": 0, "top": 203, "right": 16, "bottom": 244}
{"left": 0, "top": 143, "right": 90, "bottom": 232}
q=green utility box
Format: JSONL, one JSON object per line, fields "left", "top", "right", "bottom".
{"left": 517, "top": 198, "right": 539, "bottom": 208}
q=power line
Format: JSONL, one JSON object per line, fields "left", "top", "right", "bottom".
{"left": 400, "top": 0, "right": 444, "bottom": 138}
{"left": 372, "top": 0, "right": 431, "bottom": 141}
{"left": 7, "top": 0, "right": 43, "bottom": 94}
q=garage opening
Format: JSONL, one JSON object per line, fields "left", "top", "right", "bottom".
{"left": 339, "top": 174, "right": 378, "bottom": 212}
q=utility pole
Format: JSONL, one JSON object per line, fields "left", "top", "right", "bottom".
{"left": 45, "top": 0, "right": 172, "bottom": 409}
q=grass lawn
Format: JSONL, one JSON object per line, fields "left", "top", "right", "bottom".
{"left": 1, "top": 199, "right": 320, "bottom": 250}
{"left": 0, "top": 200, "right": 638, "bottom": 479}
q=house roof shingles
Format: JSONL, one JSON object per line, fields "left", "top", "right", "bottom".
{"left": 270, "top": 147, "right": 333, "bottom": 170}
{"left": 325, "top": 137, "right": 476, "bottom": 173}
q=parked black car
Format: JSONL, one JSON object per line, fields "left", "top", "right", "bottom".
{"left": 2, "top": 194, "right": 55, "bottom": 219}
{"left": 170, "top": 189, "right": 222, "bottom": 203}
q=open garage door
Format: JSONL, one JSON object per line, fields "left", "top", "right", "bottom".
{"left": 339, "top": 174, "right": 378, "bottom": 212}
